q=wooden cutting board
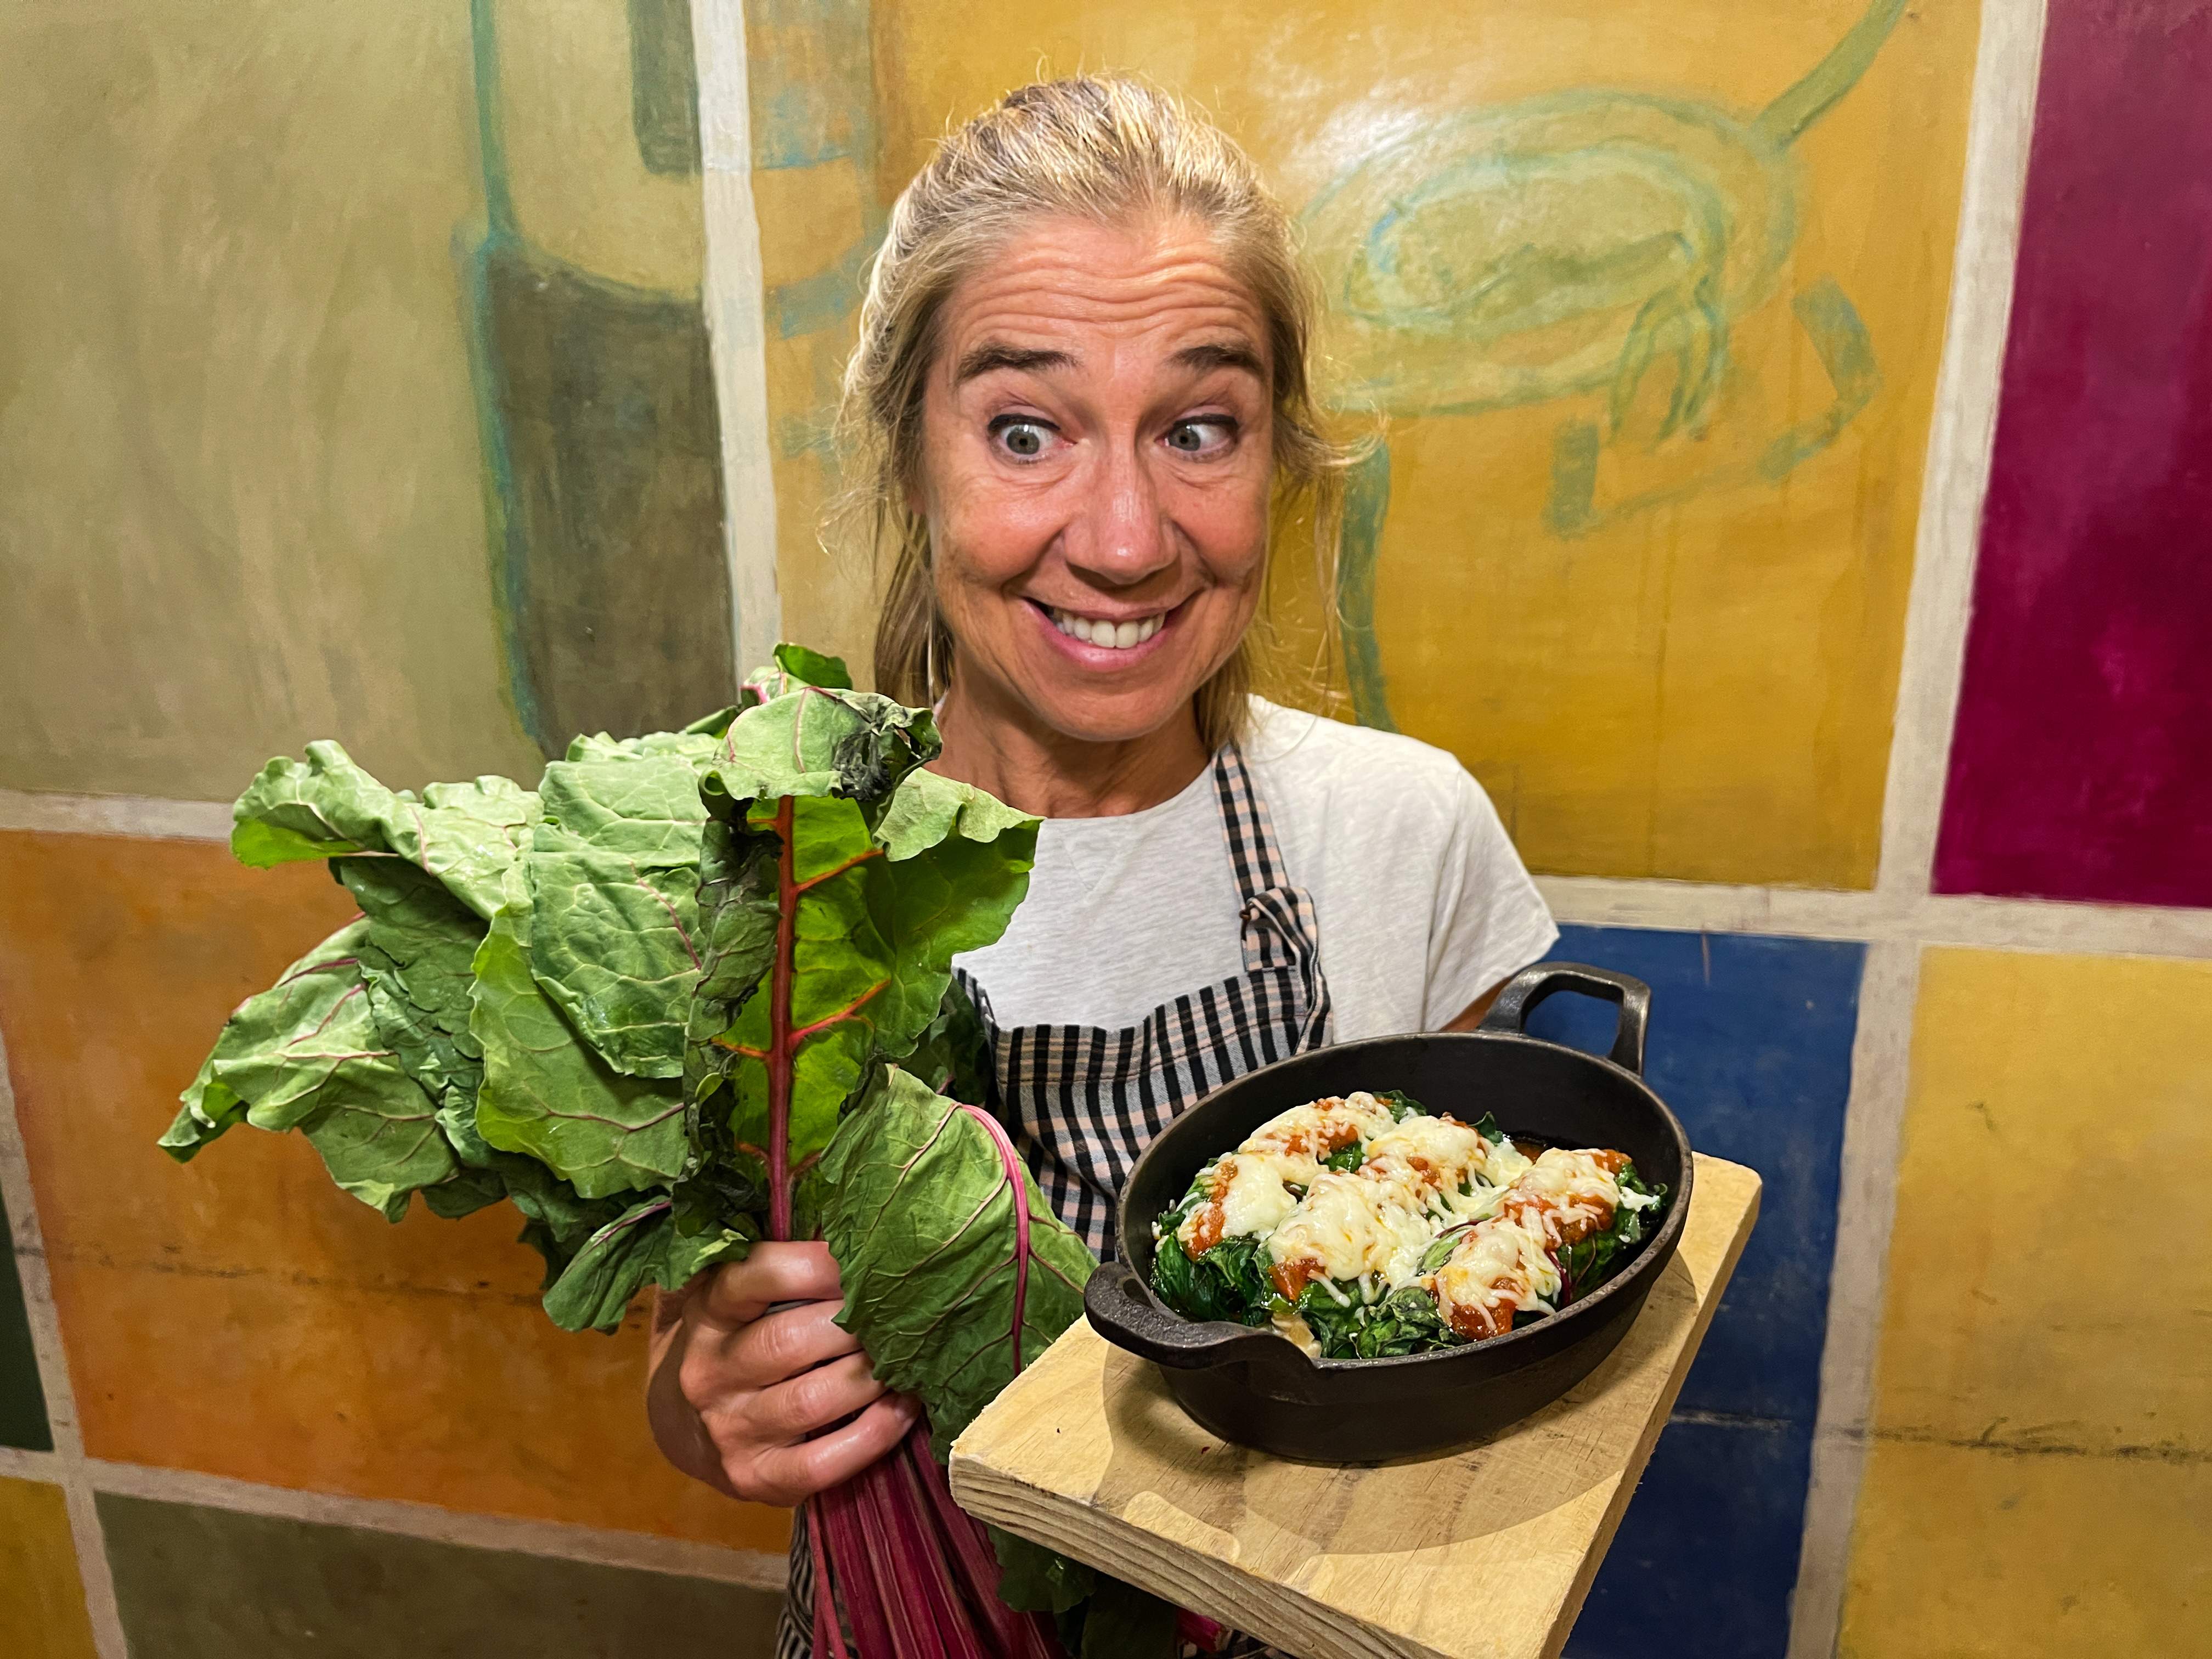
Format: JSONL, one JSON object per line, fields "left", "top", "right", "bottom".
{"left": 950, "top": 1152, "right": 1760, "bottom": 1659}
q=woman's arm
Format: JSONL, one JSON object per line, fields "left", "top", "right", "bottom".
{"left": 646, "top": 1242, "right": 919, "bottom": 1506}
{"left": 1439, "top": 975, "right": 1509, "bottom": 1032}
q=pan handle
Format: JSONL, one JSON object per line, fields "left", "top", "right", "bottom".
{"left": 1478, "top": 961, "right": 1650, "bottom": 1076}
{"left": 1084, "top": 1262, "right": 1300, "bottom": 1372}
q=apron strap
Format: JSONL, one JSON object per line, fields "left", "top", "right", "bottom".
{"left": 1211, "top": 742, "right": 1285, "bottom": 898}
{"left": 1216, "top": 745, "right": 1330, "bottom": 1035}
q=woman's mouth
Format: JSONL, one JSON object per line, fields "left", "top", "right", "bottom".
{"left": 1041, "top": 605, "right": 1167, "bottom": 651}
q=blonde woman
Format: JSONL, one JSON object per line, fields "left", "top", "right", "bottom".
{"left": 647, "top": 76, "right": 1558, "bottom": 1652}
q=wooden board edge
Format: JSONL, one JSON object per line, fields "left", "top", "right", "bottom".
{"left": 1537, "top": 1165, "right": 1764, "bottom": 1656}
{"left": 952, "top": 1460, "right": 1449, "bottom": 1659}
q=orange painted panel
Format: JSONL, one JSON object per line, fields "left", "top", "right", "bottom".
{"left": 0, "top": 832, "right": 787, "bottom": 1554}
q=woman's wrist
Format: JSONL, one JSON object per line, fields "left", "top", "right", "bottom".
{"left": 645, "top": 1290, "right": 741, "bottom": 1498}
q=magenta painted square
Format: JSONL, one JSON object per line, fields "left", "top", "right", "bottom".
{"left": 1933, "top": 0, "right": 2212, "bottom": 906}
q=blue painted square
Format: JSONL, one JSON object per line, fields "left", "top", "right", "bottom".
{"left": 1564, "top": 1418, "right": 1816, "bottom": 1658}
{"left": 1526, "top": 927, "right": 1861, "bottom": 1424}
{"left": 1524, "top": 926, "right": 1863, "bottom": 1659}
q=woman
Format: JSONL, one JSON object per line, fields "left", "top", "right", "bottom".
{"left": 647, "top": 76, "right": 1558, "bottom": 1651}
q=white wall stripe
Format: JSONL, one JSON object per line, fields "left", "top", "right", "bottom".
{"left": 0, "top": 1443, "right": 65, "bottom": 1483}
{"left": 1536, "top": 876, "right": 2212, "bottom": 960}
{"left": 1, "top": 1022, "right": 131, "bottom": 1658}
{"left": 83, "top": 1459, "right": 789, "bottom": 1590}
{"left": 1874, "top": 0, "right": 2050, "bottom": 899}
{"left": 692, "top": 0, "right": 785, "bottom": 680}
{"left": 0, "top": 789, "right": 231, "bottom": 843}
{"left": 1788, "top": 3, "right": 2052, "bottom": 1655}
{"left": 10, "top": 789, "right": 2209, "bottom": 959}
{"left": 1786, "top": 940, "right": 1924, "bottom": 1659}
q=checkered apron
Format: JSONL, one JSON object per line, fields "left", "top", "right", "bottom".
{"left": 777, "top": 742, "right": 1331, "bottom": 1657}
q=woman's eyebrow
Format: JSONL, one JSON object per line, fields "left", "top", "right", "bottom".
{"left": 955, "top": 343, "right": 1073, "bottom": 384}
{"left": 1173, "top": 340, "right": 1265, "bottom": 379}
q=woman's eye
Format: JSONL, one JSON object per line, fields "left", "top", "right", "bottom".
{"left": 992, "top": 419, "right": 1054, "bottom": 460}
{"left": 1166, "top": 419, "right": 1234, "bottom": 456}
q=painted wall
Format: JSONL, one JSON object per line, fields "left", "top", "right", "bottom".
{"left": 0, "top": 0, "right": 738, "bottom": 801}
{"left": 0, "top": 2, "right": 787, "bottom": 1649}
{"left": 757, "top": 0, "right": 1983, "bottom": 888}
{"left": 4, "top": 3, "right": 2211, "bottom": 1657}
{"left": 1932, "top": 0, "right": 2212, "bottom": 906}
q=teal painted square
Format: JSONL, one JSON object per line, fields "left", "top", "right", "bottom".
{"left": 1, "top": 1182, "right": 55, "bottom": 1452}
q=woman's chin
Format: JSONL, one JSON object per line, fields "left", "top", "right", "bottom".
{"left": 1015, "top": 671, "right": 1209, "bottom": 747}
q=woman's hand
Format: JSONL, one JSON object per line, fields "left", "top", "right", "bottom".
{"left": 646, "top": 1243, "right": 921, "bottom": 1507}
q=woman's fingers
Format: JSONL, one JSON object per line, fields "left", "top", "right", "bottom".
{"left": 747, "top": 1351, "right": 887, "bottom": 1442}
{"left": 735, "top": 1299, "right": 865, "bottom": 1385}
{"left": 751, "top": 1393, "right": 923, "bottom": 1503}
{"left": 695, "top": 1243, "right": 843, "bottom": 1329}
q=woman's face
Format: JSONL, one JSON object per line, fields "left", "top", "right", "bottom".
{"left": 915, "top": 215, "right": 1275, "bottom": 745}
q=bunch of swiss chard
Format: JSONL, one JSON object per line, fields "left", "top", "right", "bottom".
{"left": 162, "top": 646, "right": 1182, "bottom": 1659}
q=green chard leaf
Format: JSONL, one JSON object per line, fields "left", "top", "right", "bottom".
{"left": 524, "top": 751, "right": 714, "bottom": 1079}
{"left": 163, "top": 918, "right": 458, "bottom": 1220}
{"left": 230, "top": 742, "right": 535, "bottom": 920}
{"left": 470, "top": 865, "right": 689, "bottom": 1199}
{"left": 679, "top": 682, "right": 1037, "bottom": 1244}
{"left": 540, "top": 1195, "right": 754, "bottom": 1334}
{"left": 818, "top": 1066, "right": 1094, "bottom": 1458}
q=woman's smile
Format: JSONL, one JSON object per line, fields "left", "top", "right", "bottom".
{"left": 1031, "top": 597, "right": 1178, "bottom": 657}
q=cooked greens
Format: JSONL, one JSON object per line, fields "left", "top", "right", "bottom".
{"left": 1147, "top": 1093, "right": 1665, "bottom": 1361}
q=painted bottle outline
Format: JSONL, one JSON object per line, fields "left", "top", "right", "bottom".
{"left": 1312, "top": 0, "right": 1905, "bottom": 730}
{"left": 462, "top": 0, "right": 737, "bottom": 755}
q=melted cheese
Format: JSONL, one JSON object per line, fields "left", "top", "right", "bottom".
{"left": 1266, "top": 1167, "right": 1442, "bottom": 1287}
{"left": 1432, "top": 1212, "right": 1563, "bottom": 1325}
{"left": 1175, "top": 1092, "right": 1402, "bottom": 1251}
{"left": 1430, "top": 1149, "right": 1633, "bottom": 1335}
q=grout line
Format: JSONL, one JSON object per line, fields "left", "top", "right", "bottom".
{"left": 1874, "top": 0, "right": 2050, "bottom": 900}
{"left": 82, "top": 1459, "right": 789, "bottom": 1590}
{"left": 692, "top": 0, "right": 784, "bottom": 680}
{"left": 0, "top": 1023, "right": 131, "bottom": 1657}
{"left": 10, "top": 787, "right": 2209, "bottom": 958}
{"left": 1787, "top": 940, "right": 1923, "bottom": 1659}
{"left": 1536, "top": 876, "right": 2212, "bottom": 960}
{"left": 0, "top": 1444, "right": 66, "bottom": 1483}
{"left": 0, "top": 789, "right": 230, "bottom": 842}
{"left": 1791, "top": 9, "right": 2052, "bottom": 1652}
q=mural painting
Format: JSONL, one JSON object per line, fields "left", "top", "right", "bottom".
{"left": 1313, "top": 0, "right": 1903, "bottom": 732}
{"left": 783, "top": 0, "right": 1983, "bottom": 886}
{"left": 468, "top": 0, "right": 737, "bottom": 754}
{"left": 0, "top": 1, "right": 732, "bottom": 800}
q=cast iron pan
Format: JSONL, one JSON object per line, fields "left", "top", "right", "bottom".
{"left": 1083, "top": 962, "right": 1693, "bottom": 1463}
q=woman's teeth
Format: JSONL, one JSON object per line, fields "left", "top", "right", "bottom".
{"left": 1048, "top": 608, "right": 1164, "bottom": 650}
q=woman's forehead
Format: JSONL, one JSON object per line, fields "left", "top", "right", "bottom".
{"left": 935, "top": 215, "right": 1269, "bottom": 383}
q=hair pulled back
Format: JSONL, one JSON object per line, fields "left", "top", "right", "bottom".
{"left": 840, "top": 74, "right": 1346, "bottom": 749}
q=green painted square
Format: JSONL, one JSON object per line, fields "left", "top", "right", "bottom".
{"left": 99, "top": 1493, "right": 782, "bottom": 1658}
{"left": 0, "top": 1184, "right": 54, "bottom": 1452}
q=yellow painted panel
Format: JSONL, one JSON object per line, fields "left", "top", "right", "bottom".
{"left": 0, "top": 1476, "right": 100, "bottom": 1659}
{"left": 760, "top": 0, "right": 1980, "bottom": 885}
{"left": 0, "top": 1, "right": 539, "bottom": 798}
{"left": 1842, "top": 1441, "right": 2212, "bottom": 1658}
{"left": 1842, "top": 948, "right": 2212, "bottom": 1650}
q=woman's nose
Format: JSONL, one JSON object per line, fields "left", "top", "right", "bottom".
{"left": 1064, "top": 445, "right": 1176, "bottom": 585}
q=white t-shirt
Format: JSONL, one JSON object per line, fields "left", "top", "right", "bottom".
{"left": 953, "top": 698, "right": 1558, "bottom": 1041}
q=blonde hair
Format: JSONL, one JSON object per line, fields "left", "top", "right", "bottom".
{"left": 840, "top": 74, "right": 1348, "bottom": 752}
